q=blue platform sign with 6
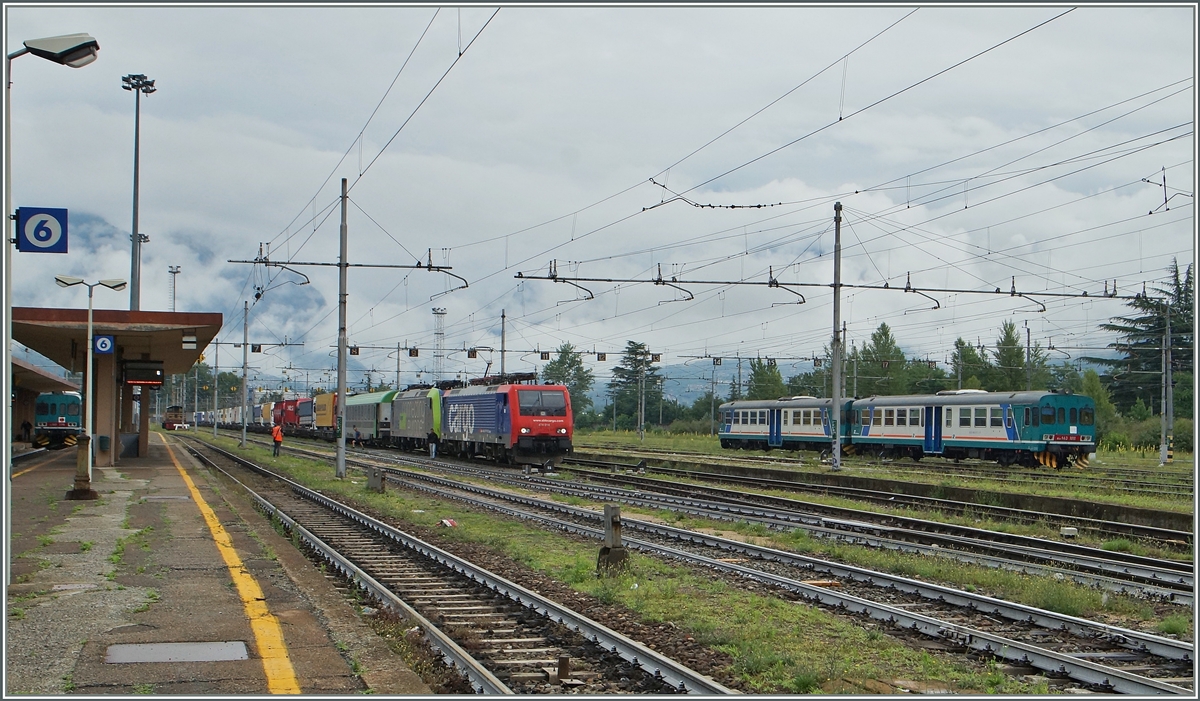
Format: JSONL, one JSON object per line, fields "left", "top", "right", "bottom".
{"left": 16, "top": 207, "right": 68, "bottom": 253}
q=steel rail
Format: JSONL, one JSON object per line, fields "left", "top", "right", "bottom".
{"left": 185, "top": 438, "right": 733, "bottom": 695}
{"left": 567, "top": 462, "right": 1194, "bottom": 565}
{"left": 378, "top": 468, "right": 1193, "bottom": 695}
{"left": 182, "top": 442, "right": 513, "bottom": 694}
{"left": 379, "top": 466, "right": 1194, "bottom": 661}
{"left": 546, "top": 473, "right": 1194, "bottom": 591}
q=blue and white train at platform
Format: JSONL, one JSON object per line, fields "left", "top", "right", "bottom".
{"left": 719, "top": 389, "right": 1096, "bottom": 468}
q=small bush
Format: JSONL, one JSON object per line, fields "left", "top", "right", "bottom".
{"left": 1156, "top": 613, "right": 1191, "bottom": 636}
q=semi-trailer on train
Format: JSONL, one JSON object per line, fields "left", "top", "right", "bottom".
{"left": 718, "top": 389, "right": 1096, "bottom": 468}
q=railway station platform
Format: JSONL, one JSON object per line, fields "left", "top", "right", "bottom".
{"left": 5, "top": 431, "right": 430, "bottom": 695}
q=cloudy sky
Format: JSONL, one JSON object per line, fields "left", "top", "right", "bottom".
{"left": 6, "top": 4, "right": 1195, "bottom": 397}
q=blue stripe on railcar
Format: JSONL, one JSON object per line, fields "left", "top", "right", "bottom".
{"left": 444, "top": 392, "right": 506, "bottom": 445}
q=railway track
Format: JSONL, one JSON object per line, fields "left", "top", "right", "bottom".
{"left": 565, "top": 457, "right": 1194, "bottom": 547}
{"left": 179, "top": 436, "right": 732, "bottom": 695}
{"left": 580, "top": 444, "right": 1194, "bottom": 491}
{"left": 193, "top": 435, "right": 1196, "bottom": 693}
{"left": 335, "top": 455, "right": 1195, "bottom": 695}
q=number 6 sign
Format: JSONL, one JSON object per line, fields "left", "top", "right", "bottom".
{"left": 16, "top": 207, "right": 69, "bottom": 253}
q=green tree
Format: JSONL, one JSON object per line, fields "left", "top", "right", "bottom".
{"left": 951, "top": 338, "right": 992, "bottom": 389}
{"left": 540, "top": 342, "right": 594, "bottom": 413}
{"left": 991, "top": 321, "right": 1027, "bottom": 391}
{"left": 1081, "top": 368, "right": 1117, "bottom": 438}
{"left": 1091, "top": 258, "right": 1193, "bottom": 413}
{"left": 1129, "top": 397, "right": 1152, "bottom": 421}
{"left": 857, "top": 323, "right": 906, "bottom": 396}
{"left": 746, "top": 358, "right": 787, "bottom": 399}
{"left": 608, "top": 341, "right": 662, "bottom": 428}
{"left": 1173, "top": 371, "right": 1192, "bottom": 420}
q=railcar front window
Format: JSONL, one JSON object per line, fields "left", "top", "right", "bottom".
{"left": 67, "top": 404, "right": 80, "bottom": 416}
{"left": 1057, "top": 408, "right": 1066, "bottom": 424}
{"left": 36, "top": 402, "right": 49, "bottom": 415}
{"left": 1041, "top": 406, "right": 1056, "bottom": 424}
{"left": 1069, "top": 408, "right": 1077, "bottom": 424}
{"left": 1080, "top": 408, "right": 1094, "bottom": 425}
{"left": 517, "top": 390, "right": 567, "bottom": 416}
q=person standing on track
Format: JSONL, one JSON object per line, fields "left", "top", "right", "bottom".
{"left": 271, "top": 423, "right": 283, "bottom": 457}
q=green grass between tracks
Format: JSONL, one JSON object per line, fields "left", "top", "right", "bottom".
{"left": 181, "top": 431, "right": 1193, "bottom": 693}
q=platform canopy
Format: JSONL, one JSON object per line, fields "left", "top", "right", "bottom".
{"left": 12, "top": 308, "right": 223, "bottom": 375}
{"left": 12, "top": 356, "right": 79, "bottom": 393}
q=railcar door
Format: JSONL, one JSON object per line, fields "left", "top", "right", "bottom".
{"left": 923, "top": 406, "right": 943, "bottom": 454}
{"left": 767, "top": 408, "right": 783, "bottom": 447}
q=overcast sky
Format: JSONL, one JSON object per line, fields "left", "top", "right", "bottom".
{"left": 6, "top": 4, "right": 1195, "bottom": 396}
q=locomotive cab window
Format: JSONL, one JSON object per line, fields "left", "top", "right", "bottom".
{"left": 517, "top": 390, "right": 567, "bottom": 416}
{"left": 1079, "top": 408, "right": 1094, "bottom": 425}
{"left": 1057, "top": 408, "right": 1066, "bottom": 424}
{"left": 67, "top": 404, "right": 80, "bottom": 416}
{"left": 1041, "top": 406, "right": 1056, "bottom": 425}
{"left": 1069, "top": 408, "right": 1077, "bottom": 424}
{"left": 36, "top": 402, "right": 49, "bottom": 415}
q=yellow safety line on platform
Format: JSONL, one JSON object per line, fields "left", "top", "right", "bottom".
{"left": 11, "top": 452, "right": 67, "bottom": 479}
{"left": 162, "top": 435, "right": 301, "bottom": 694}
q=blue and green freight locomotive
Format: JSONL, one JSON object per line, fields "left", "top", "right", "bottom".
{"left": 719, "top": 389, "right": 1096, "bottom": 468}
{"left": 32, "top": 391, "right": 83, "bottom": 448}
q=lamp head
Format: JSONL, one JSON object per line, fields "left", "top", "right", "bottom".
{"left": 100, "top": 279, "right": 128, "bottom": 291}
{"left": 55, "top": 275, "right": 84, "bottom": 288}
{"left": 23, "top": 33, "right": 99, "bottom": 68}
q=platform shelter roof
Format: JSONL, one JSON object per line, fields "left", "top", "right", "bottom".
{"left": 11, "top": 356, "right": 79, "bottom": 393}
{"left": 12, "top": 307, "right": 222, "bottom": 375}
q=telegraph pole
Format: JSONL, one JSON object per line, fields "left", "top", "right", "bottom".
{"left": 241, "top": 301, "right": 248, "bottom": 447}
{"left": 212, "top": 338, "right": 218, "bottom": 438}
{"left": 830, "top": 202, "right": 843, "bottom": 471}
{"left": 1160, "top": 301, "right": 1172, "bottom": 465}
{"left": 1025, "top": 322, "right": 1032, "bottom": 391}
{"left": 336, "top": 178, "right": 348, "bottom": 478}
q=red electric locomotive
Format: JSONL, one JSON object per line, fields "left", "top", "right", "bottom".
{"left": 438, "top": 376, "right": 573, "bottom": 465}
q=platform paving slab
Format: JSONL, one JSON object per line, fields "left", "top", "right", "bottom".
{"left": 7, "top": 437, "right": 431, "bottom": 695}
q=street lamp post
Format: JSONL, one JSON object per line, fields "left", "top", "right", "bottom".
{"left": 5, "top": 32, "right": 99, "bottom": 586}
{"left": 54, "top": 276, "right": 126, "bottom": 480}
{"left": 122, "top": 73, "right": 155, "bottom": 311}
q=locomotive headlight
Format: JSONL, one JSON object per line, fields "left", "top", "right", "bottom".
{"left": 557, "top": 428, "right": 567, "bottom": 434}
{"left": 520, "top": 427, "right": 530, "bottom": 434}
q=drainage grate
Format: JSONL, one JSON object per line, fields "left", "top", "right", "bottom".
{"left": 104, "top": 641, "right": 249, "bottom": 663}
